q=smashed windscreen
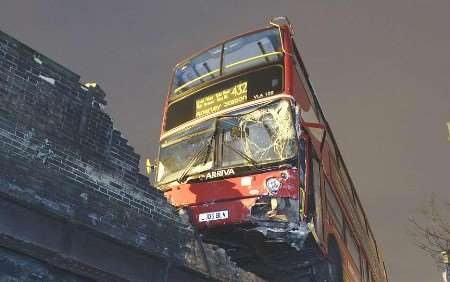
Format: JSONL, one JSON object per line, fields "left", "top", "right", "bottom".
{"left": 171, "top": 28, "right": 282, "bottom": 97}
{"left": 220, "top": 99, "right": 297, "bottom": 167}
{"left": 157, "top": 99, "right": 297, "bottom": 185}
{"left": 157, "top": 120, "right": 215, "bottom": 184}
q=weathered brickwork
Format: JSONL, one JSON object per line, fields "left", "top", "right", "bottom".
{"left": 0, "top": 30, "right": 265, "bottom": 282}
{"left": 0, "top": 30, "right": 141, "bottom": 188}
{"left": 0, "top": 247, "right": 93, "bottom": 282}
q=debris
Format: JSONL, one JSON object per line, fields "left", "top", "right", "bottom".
{"left": 23, "top": 128, "right": 35, "bottom": 147}
{"left": 239, "top": 100, "right": 296, "bottom": 162}
{"left": 33, "top": 56, "right": 43, "bottom": 64}
{"left": 35, "top": 138, "right": 54, "bottom": 164}
{"left": 38, "top": 74, "right": 55, "bottom": 85}
{"left": 80, "top": 192, "right": 88, "bottom": 203}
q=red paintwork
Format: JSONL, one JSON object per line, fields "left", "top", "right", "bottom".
{"left": 281, "top": 25, "right": 294, "bottom": 97}
{"left": 164, "top": 168, "right": 298, "bottom": 229}
{"left": 166, "top": 168, "right": 299, "bottom": 207}
{"left": 302, "top": 122, "right": 326, "bottom": 129}
{"left": 190, "top": 198, "right": 257, "bottom": 229}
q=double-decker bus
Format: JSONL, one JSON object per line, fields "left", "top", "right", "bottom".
{"left": 155, "top": 17, "right": 388, "bottom": 282}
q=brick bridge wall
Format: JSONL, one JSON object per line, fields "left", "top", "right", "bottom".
{"left": 0, "top": 30, "right": 264, "bottom": 282}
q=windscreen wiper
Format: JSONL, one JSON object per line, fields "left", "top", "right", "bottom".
{"left": 177, "top": 139, "right": 211, "bottom": 184}
{"left": 177, "top": 123, "right": 218, "bottom": 184}
{"left": 222, "top": 142, "right": 258, "bottom": 167}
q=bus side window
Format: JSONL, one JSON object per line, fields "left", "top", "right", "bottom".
{"left": 361, "top": 255, "right": 368, "bottom": 282}
{"left": 325, "top": 178, "right": 344, "bottom": 235}
{"left": 310, "top": 155, "right": 323, "bottom": 240}
{"left": 308, "top": 156, "right": 320, "bottom": 218}
{"left": 346, "top": 229, "right": 361, "bottom": 275}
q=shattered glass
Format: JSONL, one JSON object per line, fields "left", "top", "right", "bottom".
{"left": 157, "top": 121, "right": 215, "bottom": 184}
{"left": 221, "top": 100, "right": 297, "bottom": 167}
{"left": 157, "top": 99, "right": 297, "bottom": 185}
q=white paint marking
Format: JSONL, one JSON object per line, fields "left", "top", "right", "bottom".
{"left": 38, "top": 74, "right": 55, "bottom": 85}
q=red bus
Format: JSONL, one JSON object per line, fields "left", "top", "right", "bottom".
{"left": 155, "top": 17, "right": 388, "bottom": 282}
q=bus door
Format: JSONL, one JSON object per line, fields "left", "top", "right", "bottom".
{"left": 301, "top": 133, "right": 324, "bottom": 244}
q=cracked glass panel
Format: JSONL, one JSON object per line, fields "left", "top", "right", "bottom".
{"left": 220, "top": 100, "right": 297, "bottom": 167}
{"left": 157, "top": 120, "right": 215, "bottom": 184}
{"left": 157, "top": 100, "right": 297, "bottom": 185}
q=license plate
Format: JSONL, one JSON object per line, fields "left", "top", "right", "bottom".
{"left": 198, "top": 210, "right": 229, "bottom": 222}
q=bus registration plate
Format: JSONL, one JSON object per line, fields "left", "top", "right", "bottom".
{"left": 199, "top": 210, "right": 229, "bottom": 222}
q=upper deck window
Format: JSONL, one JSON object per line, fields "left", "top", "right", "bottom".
{"left": 171, "top": 28, "right": 283, "bottom": 98}
{"left": 172, "top": 46, "right": 222, "bottom": 95}
{"left": 223, "top": 28, "right": 282, "bottom": 74}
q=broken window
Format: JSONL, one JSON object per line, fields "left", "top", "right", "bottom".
{"left": 157, "top": 99, "right": 298, "bottom": 185}
{"left": 157, "top": 120, "right": 215, "bottom": 184}
{"left": 220, "top": 99, "right": 297, "bottom": 167}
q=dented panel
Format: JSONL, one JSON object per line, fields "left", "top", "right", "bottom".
{"left": 166, "top": 168, "right": 299, "bottom": 207}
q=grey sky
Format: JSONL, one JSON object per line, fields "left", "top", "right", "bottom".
{"left": 1, "top": 1, "right": 449, "bottom": 281}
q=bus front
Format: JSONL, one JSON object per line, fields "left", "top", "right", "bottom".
{"left": 156, "top": 25, "right": 307, "bottom": 243}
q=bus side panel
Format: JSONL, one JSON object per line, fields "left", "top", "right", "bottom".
{"left": 281, "top": 26, "right": 294, "bottom": 96}
{"left": 291, "top": 62, "right": 323, "bottom": 157}
{"left": 165, "top": 169, "right": 299, "bottom": 207}
{"left": 324, "top": 215, "right": 362, "bottom": 282}
{"left": 321, "top": 140, "right": 332, "bottom": 181}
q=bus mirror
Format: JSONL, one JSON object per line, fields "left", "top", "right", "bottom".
{"left": 146, "top": 158, "right": 157, "bottom": 176}
{"left": 447, "top": 121, "right": 450, "bottom": 140}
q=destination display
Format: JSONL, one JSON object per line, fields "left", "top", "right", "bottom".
{"left": 195, "top": 82, "right": 248, "bottom": 118}
{"left": 164, "top": 65, "right": 283, "bottom": 131}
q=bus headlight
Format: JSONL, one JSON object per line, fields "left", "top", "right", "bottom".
{"left": 265, "top": 177, "right": 282, "bottom": 194}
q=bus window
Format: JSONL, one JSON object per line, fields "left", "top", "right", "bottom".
{"left": 361, "top": 254, "right": 366, "bottom": 282}
{"left": 346, "top": 229, "right": 361, "bottom": 275}
{"left": 325, "top": 178, "right": 344, "bottom": 235}
{"left": 310, "top": 155, "right": 323, "bottom": 240}
{"left": 223, "top": 28, "right": 282, "bottom": 75}
{"left": 172, "top": 45, "right": 222, "bottom": 95}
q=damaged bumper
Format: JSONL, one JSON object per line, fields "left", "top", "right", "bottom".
{"left": 185, "top": 195, "right": 311, "bottom": 248}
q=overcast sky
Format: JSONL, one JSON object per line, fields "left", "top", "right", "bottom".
{"left": 1, "top": 1, "right": 449, "bottom": 281}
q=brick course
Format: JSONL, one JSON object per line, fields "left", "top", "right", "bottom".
{"left": 0, "top": 30, "right": 264, "bottom": 282}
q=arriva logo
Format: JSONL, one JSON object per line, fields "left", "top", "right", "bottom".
{"left": 205, "top": 168, "right": 235, "bottom": 180}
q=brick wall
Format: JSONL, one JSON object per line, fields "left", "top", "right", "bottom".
{"left": 0, "top": 29, "right": 265, "bottom": 282}
{"left": 0, "top": 30, "right": 141, "bottom": 188}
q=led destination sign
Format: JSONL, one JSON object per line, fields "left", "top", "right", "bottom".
{"left": 195, "top": 82, "right": 248, "bottom": 118}
{"left": 165, "top": 65, "right": 283, "bottom": 131}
